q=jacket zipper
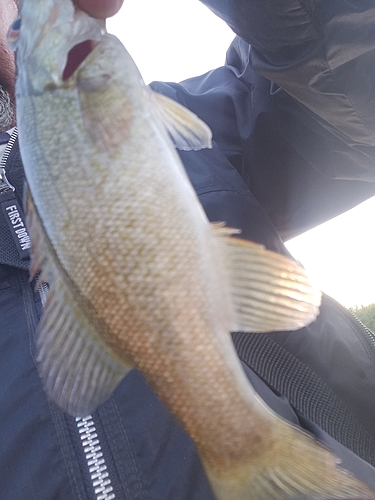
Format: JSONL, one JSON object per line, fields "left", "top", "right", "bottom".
{"left": 0, "top": 127, "right": 18, "bottom": 192}
{"left": 76, "top": 416, "right": 116, "bottom": 500}
{"left": 36, "top": 252, "right": 117, "bottom": 496}
{"left": 1, "top": 130, "right": 117, "bottom": 500}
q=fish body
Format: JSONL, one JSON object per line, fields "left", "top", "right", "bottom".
{"left": 11, "top": 1, "right": 375, "bottom": 498}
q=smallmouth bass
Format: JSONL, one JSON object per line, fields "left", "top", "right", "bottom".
{"left": 11, "top": 0, "right": 375, "bottom": 498}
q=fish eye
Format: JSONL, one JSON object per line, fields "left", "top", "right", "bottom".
{"left": 7, "top": 17, "right": 21, "bottom": 50}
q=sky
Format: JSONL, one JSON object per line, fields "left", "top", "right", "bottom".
{"left": 285, "top": 197, "right": 375, "bottom": 308}
{"left": 107, "top": 1, "right": 375, "bottom": 309}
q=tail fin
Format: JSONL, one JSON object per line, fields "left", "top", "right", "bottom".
{"left": 201, "top": 417, "right": 375, "bottom": 500}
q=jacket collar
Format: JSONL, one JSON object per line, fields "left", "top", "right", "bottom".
{"left": 0, "top": 139, "right": 30, "bottom": 270}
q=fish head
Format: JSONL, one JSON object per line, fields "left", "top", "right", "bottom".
{"left": 11, "top": 0, "right": 142, "bottom": 154}
{"left": 10, "top": 0, "right": 105, "bottom": 96}
{"left": 11, "top": 0, "right": 211, "bottom": 155}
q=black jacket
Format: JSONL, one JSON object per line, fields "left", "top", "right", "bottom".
{"left": 1, "top": 1, "right": 375, "bottom": 498}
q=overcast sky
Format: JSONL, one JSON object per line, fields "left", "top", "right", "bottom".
{"left": 107, "top": 1, "right": 375, "bottom": 308}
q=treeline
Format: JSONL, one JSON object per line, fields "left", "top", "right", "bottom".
{"left": 349, "top": 303, "right": 375, "bottom": 333}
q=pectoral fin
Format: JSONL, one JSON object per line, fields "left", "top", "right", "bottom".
{"left": 213, "top": 225, "right": 321, "bottom": 332}
{"left": 151, "top": 90, "right": 212, "bottom": 151}
{"left": 25, "top": 187, "right": 132, "bottom": 417}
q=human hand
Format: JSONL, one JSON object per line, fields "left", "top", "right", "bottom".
{"left": 73, "top": 0, "right": 124, "bottom": 19}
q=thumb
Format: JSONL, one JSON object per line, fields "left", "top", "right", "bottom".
{"left": 74, "top": 0, "right": 124, "bottom": 19}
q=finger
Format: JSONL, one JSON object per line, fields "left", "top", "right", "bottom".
{"left": 73, "top": 0, "right": 124, "bottom": 19}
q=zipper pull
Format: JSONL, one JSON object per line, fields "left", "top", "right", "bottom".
{"left": 0, "top": 167, "right": 16, "bottom": 193}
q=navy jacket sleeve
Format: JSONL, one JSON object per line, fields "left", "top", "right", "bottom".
{"left": 202, "top": 1, "right": 375, "bottom": 180}
{"left": 202, "top": 0, "right": 375, "bottom": 182}
{"left": 152, "top": 1, "right": 375, "bottom": 238}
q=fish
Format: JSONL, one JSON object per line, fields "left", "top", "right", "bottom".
{"left": 10, "top": 0, "right": 375, "bottom": 498}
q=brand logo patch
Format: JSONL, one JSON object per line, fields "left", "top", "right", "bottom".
{"left": 1, "top": 195, "right": 30, "bottom": 260}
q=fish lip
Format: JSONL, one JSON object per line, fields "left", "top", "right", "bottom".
{"left": 62, "top": 39, "right": 99, "bottom": 81}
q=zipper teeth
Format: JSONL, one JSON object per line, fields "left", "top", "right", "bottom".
{"left": 36, "top": 277, "right": 115, "bottom": 496}
{"left": 76, "top": 416, "right": 116, "bottom": 500}
{"left": 0, "top": 128, "right": 18, "bottom": 192}
{"left": 36, "top": 272, "right": 116, "bottom": 494}
{"left": 38, "top": 281, "right": 49, "bottom": 307}
{"left": 0, "top": 127, "right": 18, "bottom": 168}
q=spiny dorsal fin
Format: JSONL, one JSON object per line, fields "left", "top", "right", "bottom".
{"left": 25, "top": 187, "right": 132, "bottom": 417}
{"left": 151, "top": 90, "right": 212, "bottom": 151}
{"left": 213, "top": 224, "right": 321, "bottom": 332}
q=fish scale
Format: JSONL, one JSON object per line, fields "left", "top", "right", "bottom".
{"left": 12, "top": 0, "right": 375, "bottom": 498}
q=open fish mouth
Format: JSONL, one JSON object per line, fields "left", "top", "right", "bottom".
{"left": 11, "top": 1, "right": 105, "bottom": 89}
{"left": 62, "top": 39, "right": 99, "bottom": 80}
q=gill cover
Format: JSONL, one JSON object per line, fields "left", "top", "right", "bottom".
{"left": 13, "top": 0, "right": 104, "bottom": 94}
